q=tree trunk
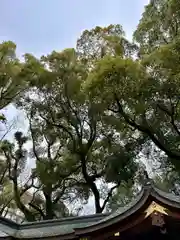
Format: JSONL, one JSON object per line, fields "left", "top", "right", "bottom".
{"left": 80, "top": 154, "right": 102, "bottom": 213}
{"left": 44, "top": 191, "right": 54, "bottom": 219}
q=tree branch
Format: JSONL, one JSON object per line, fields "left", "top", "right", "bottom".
{"left": 114, "top": 95, "right": 180, "bottom": 160}
{"left": 28, "top": 202, "right": 45, "bottom": 219}
{"left": 157, "top": 102, "right": 180, "bottom": 136}
{"left": 101, "top": 184, "right": 119, "bottom": 212}
{"left": 28, "top": 110, "right": 42, "bottom": 162}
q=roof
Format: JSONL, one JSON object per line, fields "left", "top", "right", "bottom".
{"left": 0, "top": 182, "right": 180, "bottom": 239}
{"left": 16, "top": 213, "right": 108, "bottom": 239}
{"left": 0, "top": 213, "right": 109, "bottom": 239}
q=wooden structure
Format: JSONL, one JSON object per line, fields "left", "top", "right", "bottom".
{"left": 0, "top": 182, "right": 180, "bottom": 239}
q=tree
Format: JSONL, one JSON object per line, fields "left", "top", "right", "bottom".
{"left": 0, "top": 41, "right": 28, "bottom": 140}
{"left": 16, "top": 35, "right": 144, "bottom": 214}
{"left": 0, "top": 41, "right": 28, "bottom": 110}
{"left": 134, "top": 0, "right": 180, "bottom": 55}
{"left": 0, "top": 130, "right": 80, "bottom": 221}
{"left": 0, "top": 132, "right": 36, "bottom": 221}
{"left": 4, "top": 13, "right": 180, "bottom": 220}
{"left": 0, "top": 40, "right": 27, "bottom": 216}
{"left": 84, "top": 8, "right": 180, "bottom": 174}
{"left": 0, "top": 155, "right": 16, "bottom": 218}
{"left": 154, "top": 171, "right": 180, "bottom": 195}
{"left": 27, "top": 110, "right": 82, "bottom": 220}
{"left": 106, "top": 182, "right": 139, "bottom": 212}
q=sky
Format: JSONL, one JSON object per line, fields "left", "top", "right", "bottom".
{"left": 0, "top": 0, "right": 149, "bottom": 214}
{"left": 0, "top": 0, "right": 149, "bottom": 57}
{"left": 0, "top": 0, "right": 149, "bottom": 132}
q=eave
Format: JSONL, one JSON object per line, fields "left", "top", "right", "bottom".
{"left": 74, "top": 183, "right": 180, "bottom": 236}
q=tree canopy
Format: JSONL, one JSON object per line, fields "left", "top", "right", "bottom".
{"left": 0, "top": 0, "right": 180, "bottom": 222}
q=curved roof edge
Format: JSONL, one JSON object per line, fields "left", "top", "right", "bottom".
{"left": 0, "top": 182, "right": 180, "bottom": 238}
{"left": 74, "top": 182, "right": 180, "bottom": 235}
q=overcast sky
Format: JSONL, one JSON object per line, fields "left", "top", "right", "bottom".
{"left": 1, "top": 0, "right": 149, "bottom": 57}
{"left": 0, "top": 0, "right": 149, "bottom": 213}
{"left": 0, "top": 0, "right": 149, "bottom": 129}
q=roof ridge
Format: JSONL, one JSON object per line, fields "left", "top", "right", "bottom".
{"left": 20, "top": 213, "right": 109, "bottom": 228}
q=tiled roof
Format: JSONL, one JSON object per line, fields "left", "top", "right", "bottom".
{"left": 17, "top": 214, "right": 108, "bottom": 238}
{"left": 0, "top": 213, "right": 108, "bottom": 238}
{"left": 16, "top": 221, "right": 91, "bottom": 238}
{"left": 74, "top": 183, "right": 180, "bottom": 234}
{"left": 0, "top": 230, "right": 9, "bottom": 237}
{"left": 0, "top": 183, "right": 180, "bottom": 238}
{"left": 0, "top": 222, "right": 16, "bottom": 237}
{"left": 153, "top": 186, "right": 180, "bottom": 204}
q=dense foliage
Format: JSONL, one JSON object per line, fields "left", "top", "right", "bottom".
{"left": 0, "top": 0, "right": 180, "bottom": 222}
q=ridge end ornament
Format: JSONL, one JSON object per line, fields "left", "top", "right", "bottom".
{"left": 144, "top": 201, "right": 168, "bottom": 218}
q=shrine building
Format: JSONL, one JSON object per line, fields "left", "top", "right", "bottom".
{"left": 0, "top": 182, "right": 180, "bottom": 239}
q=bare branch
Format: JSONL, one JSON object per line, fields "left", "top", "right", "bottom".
{"left": 101, "top": 184, "right": 120, "bottom": 212}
